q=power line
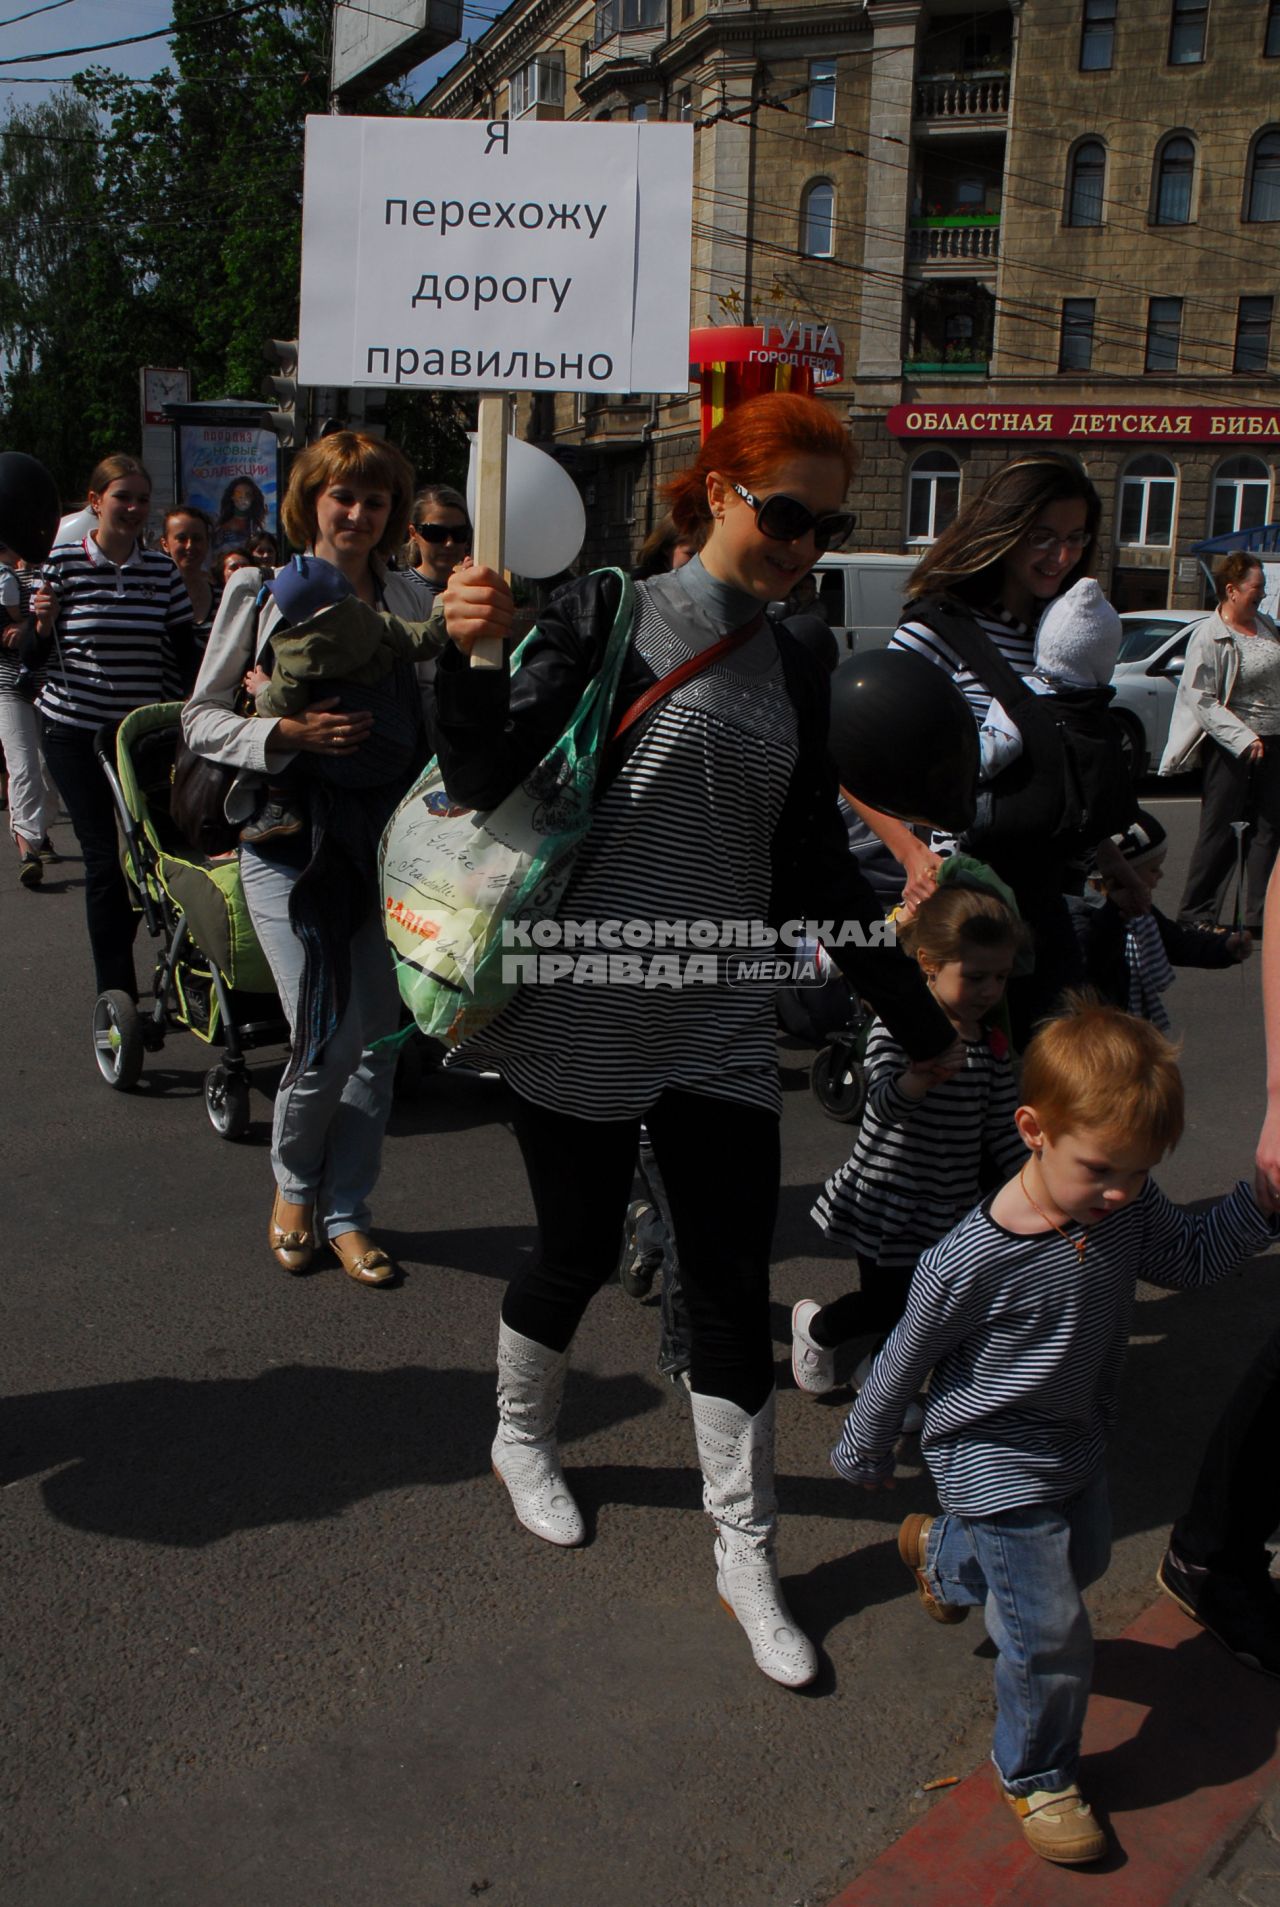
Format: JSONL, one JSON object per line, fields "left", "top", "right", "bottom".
{"left": 0, "top": 0, "right": 276, "bottom": 65}
{"left": 0, "top": 0, "right": 77, "bottom": 26}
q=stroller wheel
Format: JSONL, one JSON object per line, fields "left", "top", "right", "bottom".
{"left": 810, "top": 1044, "right": 868, "bottom": 1124}
{"left": 92, "top": 990, "right": 144, "bottom": 1091}
{"left": 205, "top": 1063, "right": 251, "bottom": 1141}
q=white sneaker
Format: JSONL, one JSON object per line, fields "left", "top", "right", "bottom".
{"left": 853, "top": 1350, "right": 923, "bottom": 1433}
{"left": 791, "top": 1300, "right": 836, "bottom": 1395}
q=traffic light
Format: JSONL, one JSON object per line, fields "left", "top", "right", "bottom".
{"left": 261, "top": 338, "right": 301, "bottom": 447}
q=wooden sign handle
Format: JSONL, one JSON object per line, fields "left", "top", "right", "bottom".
{"left": 469, "top": 392, "right": 508, "bottom": 670}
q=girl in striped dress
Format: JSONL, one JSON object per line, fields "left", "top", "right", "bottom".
{"left": 33, "top": 454, "right": 194, "bottom": 999}
{"left": 794, "top": 884, "right": 1028, "bottom": 1399}
{"left": 432, "top": 393, "right": 957, "bottom": 1691}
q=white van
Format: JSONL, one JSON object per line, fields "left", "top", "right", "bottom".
{"left": 809, "top": 552, "right": 919, "bottom": 656}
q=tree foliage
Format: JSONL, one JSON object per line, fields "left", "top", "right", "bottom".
{"left": 0, "top": 1, "right": 468, "bottom": 498}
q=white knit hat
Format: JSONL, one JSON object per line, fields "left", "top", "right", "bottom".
{"left": 1034, "top": 577, "right": 1123, "bottom": 690}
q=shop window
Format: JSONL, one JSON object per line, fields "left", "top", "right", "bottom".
{"left": 1210, "top": 456, "right": 1271, "bottom": 537}
{"left": 1168, "top": 0, "right": 1207, "bottom": 62}
{"left": 1119, "top": 454, "right": 1177, "bottom": 546}
{"left": 1144, "top": 297, "right": 1182, "bottom": 373}
{"left": 1247, "top": 130, "right": 1280, "bottom": 222}
{"left": 1066, "top": 139, "right": 1106, "bottom": 226}
{"left": 801, "top": 179, "right": 835, "bottom": 257}
{"left": 1234, "top": 295, "right": 1274, "bottom": 373}
{"left": 808, "top": 60, "right": 836, "bottom": 127}
{"left": 1080, "top": 0, "right": 1117, "bottom": 69}
{"left": 907, "top": 450, "right": 961, "bottom": 543}
{"left": 1058, "top": 298, "right": 1096, "bottom": 371}
{"left": 1153, "top": 134, "right": 1195, "bottom": 224}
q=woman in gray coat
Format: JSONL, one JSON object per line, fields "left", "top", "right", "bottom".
{"left": 1161, "top": 552, "right": 1280, "bottom": 934}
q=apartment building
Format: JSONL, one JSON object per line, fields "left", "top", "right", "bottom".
{"left": 420, "top": 0, "right": 1280, "bottom": 605}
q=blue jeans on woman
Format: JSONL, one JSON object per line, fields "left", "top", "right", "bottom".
{"left": 240, "top": 842, "right": 401, "bottom": 1240}
{"left": 923, "top": 1469, "right": 1112, "bottom": 1796}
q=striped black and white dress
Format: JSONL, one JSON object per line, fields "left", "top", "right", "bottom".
{"left": 811, "top": 1018, "right": 1024, "bottom": 1269}
{"left": 37, "top": 535, "right": 193, "bottom": 732}
{"left": 832, "top": 1177, "right": 1280, "bottom": 1514}
{"left": 465, "top": 568, "right": 798, "bottom": 1119}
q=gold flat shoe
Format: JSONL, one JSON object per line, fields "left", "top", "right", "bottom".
{"left": 270, "top": 1188, "right": 315, "bottom": 1273}
{"left": 331, "top": 1231, "right": 395, "bottom": 1286}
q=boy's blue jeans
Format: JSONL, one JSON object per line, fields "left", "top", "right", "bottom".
{"left": 923, "top": 1470, "right": 1111, "bottom": 1797}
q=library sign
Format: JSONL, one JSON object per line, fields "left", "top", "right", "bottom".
{"left": 886, "top": 404, "right": 1280, "bottom": 444}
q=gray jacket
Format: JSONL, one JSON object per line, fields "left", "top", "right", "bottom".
{"left": 1159, "top": 609, "right": 1280, "bottom": 775}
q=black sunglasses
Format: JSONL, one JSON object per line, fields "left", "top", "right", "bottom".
{"left": 731, "top": 482, "right": 855, "bottom": 551}
{"left": 414, "top": 522, "right": 472, "bottom": 545}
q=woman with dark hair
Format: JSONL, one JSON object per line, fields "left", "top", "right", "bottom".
{"left": 406, "top": 483, "right": 471, "bottom": 606}
{"left": 1162, "top": 551, "right": 1280, "bottom": 933}
{"left": 161, "top": 504, "right": 218, "bottom": 652}
{"left": 34, "top": 454, "right": 194, "bottom": 995}
{"left": 432, "top": 391, "right": 956, "bottom": 1688}
{"left": 850, "top": 455, "right": 1132, "bottom": 1039}
{"left": 214, "top": 477, "right": 268, "bottom": 557}
{"left": 184, "top": 432, "right": 450, "bottom": 1288}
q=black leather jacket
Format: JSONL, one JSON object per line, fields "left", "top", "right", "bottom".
{"left": 431, "top": 570, "right": 953, "bottom": 1063}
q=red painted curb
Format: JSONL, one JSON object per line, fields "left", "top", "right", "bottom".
{"left": 829, "top": 1595, "right": 1280, "bottom": 1907}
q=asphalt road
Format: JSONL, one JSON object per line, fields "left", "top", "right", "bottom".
{"left": 3, "top": 789, "right": 1275, "bottom": 1907}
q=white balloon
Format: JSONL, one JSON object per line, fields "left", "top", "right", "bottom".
{"left": 55, "top": 506, "right": 96, "bottom": 546}
{"left": 466, "top": 432, "right": 587, "bottom": 580}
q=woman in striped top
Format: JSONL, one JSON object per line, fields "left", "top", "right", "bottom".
{"left": 433, "top": 393, "right": 957, "bottom": 1690}
{"left": 33, "top": 454, "right": 194, "bottom": 999}
{"left": 794, "top": 884, "right": 1028, "bottom": 1402}
{"left": 846, "top": 457, "right": 1131, "bottom": 1041}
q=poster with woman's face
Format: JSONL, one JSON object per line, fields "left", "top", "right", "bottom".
{"left": 178, "top": 425, "right": 279, "bottom": 558}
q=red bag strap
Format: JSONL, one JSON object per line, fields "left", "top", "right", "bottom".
{"left": 609, "top": 609, "right": 765, "bottom": 745}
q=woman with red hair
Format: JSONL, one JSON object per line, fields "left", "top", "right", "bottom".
{"left": 435, "top": 393, "right": 955, "bottom": 1686}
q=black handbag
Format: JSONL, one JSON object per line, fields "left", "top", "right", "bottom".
{"left": 170, "top": 736, "right": 240, "bottom": 857}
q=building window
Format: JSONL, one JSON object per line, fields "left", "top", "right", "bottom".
{"left": 906, "top": 451, "right": 961, "bottom": 543}
{"left": 508, "top": 54, "right": 564, "bottom": 116}
{"left": 1144, "top": 296, "right": 1182, "bottom": 373}
{"left": 1119, "top": 455, "right": 1177, "bottom": 546}
{"left": 618, "top": 465, "right": 636, "bottom": 523}
{"left": 1210, "top": 456, "right": 1271, "bottom": 536}
{"left": 1168, "top": 0, "right": 1207, "bottom": 61}
{"left": 1268, "top": 0, "right": 1280, "bottom": 54}
{"left": 580, "top": 40, "right": 590, "bottom": 78}
{"left": 1247, "top": 130, "right": 1280, "bottom": 222}
{"left": 593, "top": 0, "right": 662, "bottom": 41}
{"left": 676, "top": 89, "right": 694, "bottom": 121}
{"left": 801, "top": 179, "right": 835, "bottom": 257}
{"left": 1079, "top": 0, "right": 1116, "bottom": 70}
{"left": 630, "top": 100, "right": 649, "bottom": 120}
{"left": 808, "top": 60, "right": 836, "bottom": 127}
{"left": 1066, "top": 139, "right": 1106, "bottom": 226}
{"left": 1153, "top": 134, "right": 1195, "bottom": 224}
{"left": 1234, "top": 295, "right": 1274, "bottom": 372}
{"left": 682, "top": 0, "right": 693, "bottom": 18}
{"left": 1058, "top": 298, "right": 1096, "bottom": 371}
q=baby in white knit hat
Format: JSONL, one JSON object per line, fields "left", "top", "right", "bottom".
{"left": 979, "top": 577, "right": 1124, "bottom": 778}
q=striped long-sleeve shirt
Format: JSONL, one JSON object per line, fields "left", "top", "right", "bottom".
{"left": 37, "top": 536, "right": 194, "bottom": 731}
{"left": 831, "top": 1177, "right": 1278, "bottom": 1515}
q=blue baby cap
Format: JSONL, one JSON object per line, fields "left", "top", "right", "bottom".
{"left": 264, "top": 552, "right": 354, "bottom": 626}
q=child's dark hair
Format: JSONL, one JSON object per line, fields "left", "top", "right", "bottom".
{"left": 897, "top": 884, "right": 1028, "bottom": 968}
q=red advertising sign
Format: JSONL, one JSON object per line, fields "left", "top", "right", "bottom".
{"left": 886, "top": 403, "right": 1280, "bottom": 444}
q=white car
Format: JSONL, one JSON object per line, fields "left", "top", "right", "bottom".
{"left": 1108, "top": 610, "right": 1207, "bottom": 778}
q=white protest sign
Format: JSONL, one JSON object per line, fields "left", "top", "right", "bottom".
{"left": 299, "top": 116, "right": 693, "bottom": 396}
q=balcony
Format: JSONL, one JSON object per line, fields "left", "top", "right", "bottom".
{"left": 915, "top": 72, "right": 1009, "bottom": 122}
{"left": 907, "top": 215, "right": 1000, "bottom": 268}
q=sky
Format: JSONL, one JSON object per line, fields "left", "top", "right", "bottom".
{"left": 0, "top": 1, "right": 468, "bottom": 120}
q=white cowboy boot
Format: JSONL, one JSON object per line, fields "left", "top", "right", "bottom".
{"left": 690, "top": 1389, "right": 818, "bottom": 1688}
{"left": 491, "top": 1321, "right": 585, "bottom": 1547}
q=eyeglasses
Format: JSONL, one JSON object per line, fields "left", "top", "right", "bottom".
{"left": 730, "top": 483, "right": 856, "bottom": 551}
{"left": 1023, "top": 528, "right": 1092, "bottom": 554}
{"left": 414, "top": 522, "right": 472, "bottom": 546}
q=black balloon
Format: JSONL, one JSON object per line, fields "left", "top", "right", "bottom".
{"left": 0, "top": 451, "right": 62, "bottom": 564}
{"left": 829, "top": 647, "right": 979, "bottom": 834}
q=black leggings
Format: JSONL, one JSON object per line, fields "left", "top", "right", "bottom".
{"left": 40, "top": 718, "right": 139, "bottom": 998}
{"left": 505, "top": 1087, "right": 780, "bottom": 1416}
{"left": 809, "top": 1256, "right": 911, "bottom": 1351}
